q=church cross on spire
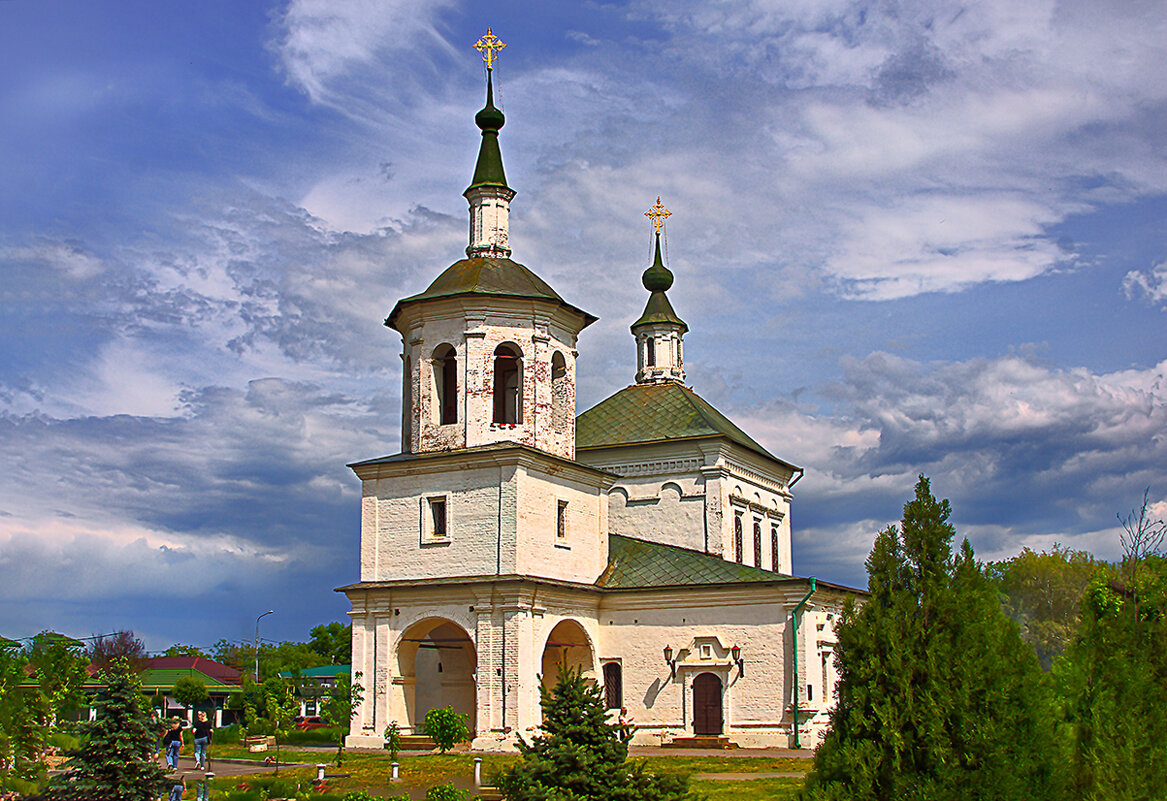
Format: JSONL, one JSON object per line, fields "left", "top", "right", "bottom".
{"left": 644, "top": 196, "right": 671, "bottom": 234}
{"left": 474, "top": 26, "right": 507, "bottom": 71}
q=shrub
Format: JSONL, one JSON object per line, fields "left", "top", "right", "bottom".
{"left": 422, "top": 707, "right": 471, "bottom": 754}
{"left": 384, "top": 720, "right": 402, "bottom": 761}
{"left": 425, "top": 783, "right": 465, "bottom": 801}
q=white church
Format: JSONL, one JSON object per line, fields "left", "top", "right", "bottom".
{"left": 341, "top": 34, "right": 858, "bottom": 751}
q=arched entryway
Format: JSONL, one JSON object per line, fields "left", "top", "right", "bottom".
{"left": 397, "top": 619, "right": 477, "bottom": 736}
{"left": 540, "top": 619, "right": 595, "bottom": 690}
{"left": 693, "top": 672, "right": 723, "bottom": 735}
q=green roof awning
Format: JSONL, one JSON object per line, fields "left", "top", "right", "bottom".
{"left": 599, "top": 534, "right": 790, "bottom": 588}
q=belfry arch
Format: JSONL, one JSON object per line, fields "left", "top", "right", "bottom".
{"left": 396, "top": 618, "right": 477, "bottom": 735}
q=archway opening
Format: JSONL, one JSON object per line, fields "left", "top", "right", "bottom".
{"left": 540, "top": 619, "right": 595, "bottom": 692}
{"left": 397, "top": 619, "right": 476, "bottom": 736}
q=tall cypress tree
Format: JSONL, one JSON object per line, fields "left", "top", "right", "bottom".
{"left": 45, "top": 658, "right": 170, "bottom": 801}
{"left": 803, "top": 476, "right": 1059, "bottom": 801}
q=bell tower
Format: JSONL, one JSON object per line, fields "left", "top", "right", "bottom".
{"left": 384, "top": 30, "right": 596, "bottom": 460}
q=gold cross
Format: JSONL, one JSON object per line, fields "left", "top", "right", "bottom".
{"left": 474, "top": 26, "right": 507, "bottom": 71}
{"left": 644, "top": 196, "right": 671, "bottom": 234}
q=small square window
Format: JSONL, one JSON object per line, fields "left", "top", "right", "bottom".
{"left": 557, "top": 500, "right": 568, "bottom": 539}
{"left": 700, "top": 644, "right": 712, "bottom": 659}
{"left": 429, "top": 497, "right": 447, "bottom": 539}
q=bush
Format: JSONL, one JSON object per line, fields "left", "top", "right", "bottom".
{"left": 425, "top": 784, "right": 464, "bottom": 801}
{"left": 45, "top": 731, "right": 80, "bottom": 752}
{"left": 422, "top": 707, "right": 471, "bottom": 754}
{"left": 284, "top": 725, "right": 344, "bottom": 744}
{"left": 213, "top": 723, "right": 242, "bottom": 745}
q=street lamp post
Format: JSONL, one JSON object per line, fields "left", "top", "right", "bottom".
{"left": 255, "top": 610, "right": 275, "bottom": 680}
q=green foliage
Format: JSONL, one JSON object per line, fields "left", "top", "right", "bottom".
{"left": 384, "top": 720, "right": 403, "bottom": 761}
{"left": 0, "top": 641, "right": 48, "bottom": 790}
{"left": 173, "top": 675, "right": 209, "bottom": 709}
{"left": 44, "top": 657, "right": 169, "bottom": 801}
{"left": 1056, "top": 554, "right": 1167, "bottom": 799}
{"left": 425, "top": 782, "right": 464, "bottom": 801}
{"left": 163, "top": 643, "right": 210, "bottom": 659}
{"left": 803, "top": 476, "right": 1061, "bottom": 801}
{"left": 27, "top": 631, "right": 90, "bottom": 725}
{"left": 423, "top": 706, "right": 471, "bottom": 754}
{"left": 321, "top": 671, "right": 363, "bottom": 766}
{"left": 309, "top": 621, "right": 353, "bottom": 665}
{"left": 987, "top": 545, "right": 1099, "bottom": 668}
{"left": 497, "top": 665, "right": 692, "bottom": 801}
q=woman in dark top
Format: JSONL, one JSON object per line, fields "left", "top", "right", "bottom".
{"left": 162, "top": 720, "right": 183, "bottom": 770}
{"left": 192, "top": 711, "right": 213, "bottom": 770}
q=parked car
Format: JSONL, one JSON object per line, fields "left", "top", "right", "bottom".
{"left": 294, "top": 716, "right": 329, "bottom": 730}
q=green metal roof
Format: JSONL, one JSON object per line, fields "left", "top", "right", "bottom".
{"left": 279, "top": 664, "right": 350, "bottom": 679}
{"left": 576, "top": 382, "right": 795, "bottom": 468}
{"left": 138, "top": 668, "right": 240, "bottom": 693}
{"left": 385, "top": 256, "right": 597, "bottom": 331}
{"left": 632, "top": 290, "right": 687, "bottom": 331}
{"left": 599, "top": 534, "right": 788, "bottom": 588}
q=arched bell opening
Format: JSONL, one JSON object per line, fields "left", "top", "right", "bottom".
{"left": 492, "top": 343, "right": 523, "bottom": 424}
{"left": 396, "top": 618, "right": 477, "bottom": 736}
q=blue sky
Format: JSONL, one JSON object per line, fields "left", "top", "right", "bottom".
{"left": 2, "top": 0, "right": 1165, "bottom": 651}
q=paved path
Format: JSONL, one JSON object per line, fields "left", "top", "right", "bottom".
{"left": 164, "top": 755, "right": 314, "bottom": 779}
{"left": 692, "top": 772, "right": 807, "bottom": 781}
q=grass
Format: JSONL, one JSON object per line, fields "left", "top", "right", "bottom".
{"left": 190, "top": 747, "right": 809, "bottom": 800}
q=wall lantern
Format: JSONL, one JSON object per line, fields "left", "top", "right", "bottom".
{"left": 731, "top": 644, "right": 744, "bottom": 677}
{"left": 663, "top": 645, "right": 675, "bottom": 677}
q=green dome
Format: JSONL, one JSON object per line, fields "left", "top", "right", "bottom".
{"left": 466, "top": 72, "right": 509, "bottom": 192}
{"left": 642, "top": 233, "right": 673, "bottom": 291}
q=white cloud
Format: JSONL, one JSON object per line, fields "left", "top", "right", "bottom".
{"left": 1123, "top": 261, "right": 1167, "bottom": 305}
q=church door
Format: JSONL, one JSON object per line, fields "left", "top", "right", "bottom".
{"left": 692, "top": 673, "right": 723, "bottom": 735}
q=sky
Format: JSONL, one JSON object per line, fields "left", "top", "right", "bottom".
{"left": 1, "top": 0, "right": 1165, "bottom": 652}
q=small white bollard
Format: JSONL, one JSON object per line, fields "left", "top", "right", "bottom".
{"left": 474, "top": 757, "right": 483, "bottom": 787}
{"left": 391, "top": 761, "right": 400, "bottom": 781}
{"left": 317, "top": 764, "right": 327, "bottom": 781}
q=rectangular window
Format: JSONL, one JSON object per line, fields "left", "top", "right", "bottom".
{"left": 429, "top": 497, "right": 447, "bottom": 539}
{"left": 557, "top": 500, "right": 568, "bottom": 539}
{"left": 603, "top": 662, "right": 622, "bottom": 710}
{"left": 807, "top": 684, "right": 814, "bottom": 702}
{"left": 771, "top": 524, "right": 780, "bottom": 572}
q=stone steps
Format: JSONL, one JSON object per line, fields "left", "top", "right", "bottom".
{"left": 662, "top": 735, "right": 739, "bottom": 750}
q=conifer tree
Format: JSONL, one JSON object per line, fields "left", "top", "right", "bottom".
{"left": 497, "top": 665, "right": 691, "bottom": 801}
{"left": 44, "top": 657, "right": 169, "bottom": 801}
{"left": 802, "top": 476, "right": 1060, "bottom": 801}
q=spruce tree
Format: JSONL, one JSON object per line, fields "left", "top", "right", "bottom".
{"left": 45, "top": 657, "right": 170, "bottom": 801}
{"left": 497, "top": 665, "right": 691, "bottom": 801}
{"left": 802, "top": 476, "right": 1059, "bottom": 801}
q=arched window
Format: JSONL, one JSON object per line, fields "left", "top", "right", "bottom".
{"left": 771, "top": 523, "right": 780, "bottom": 572}
{"left": 603, "top": 662, "right": 622, "bottom": 710}
{"left": 551, "top": 351, "right": 569, "bottom": 427}
{"left": 733, "top": 511, "right": 744, "bottom": 564}
{"left": 493, "top": 343, "right": 522, "bottom": 424}
{"left": 432, "top": 344, "right": 457, "bottom": 425}
{"left": 753, "top": 519, "right": 762, "bottom": 569}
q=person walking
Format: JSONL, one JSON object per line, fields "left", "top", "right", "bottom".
{"left": 162, "top": 719, "right": 183, "bottom": 771}
{"left": 192, "top": 710, "right": 213, "bottom": 770}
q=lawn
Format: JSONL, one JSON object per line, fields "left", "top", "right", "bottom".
{"left": 194, "top": 747, "right": 809, "bottom": 800}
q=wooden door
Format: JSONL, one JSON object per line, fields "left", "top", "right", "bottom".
{"left": 693, "top": 673, "right": 723, "bottom": 735}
